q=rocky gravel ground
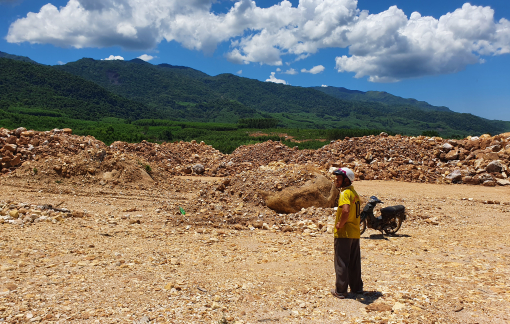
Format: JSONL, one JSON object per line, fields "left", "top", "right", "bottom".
{"left": 1, "top": 179, "right": 509, "bottom": 324}
{"left": 1, "top": 127, "right": 510, "bottom": 323}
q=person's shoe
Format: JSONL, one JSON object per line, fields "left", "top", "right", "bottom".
{"left": 331, "top": 289, "right": 348, "bottom": 299}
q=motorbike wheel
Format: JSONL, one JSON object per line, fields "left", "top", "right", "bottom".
{"left": 360, "top": 219, "right": 367, "bottom": 235}
{"left": 383, "top": 216, "right": 402, "bottom": 235}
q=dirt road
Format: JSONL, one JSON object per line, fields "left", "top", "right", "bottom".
{"left": 1, "top": 180, "right": 509, "bottom": 323}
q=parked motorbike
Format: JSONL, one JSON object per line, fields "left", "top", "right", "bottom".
{"left": 360, "top": 196, "right": 406, "bottom": 235}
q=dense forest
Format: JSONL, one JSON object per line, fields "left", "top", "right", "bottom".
{"left": 0, "top": 58, "right": 161, "bottom": 121}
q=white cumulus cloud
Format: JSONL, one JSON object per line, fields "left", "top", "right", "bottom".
{"left": 282, "top": 68, "right": 298, "bottom": 75}
{"left": 102, "top": 55, "right": 124, "bottom": 60}
{"left": 334, "top": 3, "right": 510, "bottom": 82}
{"left": 236, "top": 70, "right": 242, "bottom": 75}
{"left": 138, "top": 54, "right": 155, "bottom": 61}
{"left": 6, "top": 0, "right": 510, "bottom": 82}
{"left": 265, "top": 72, "right": 287, "bottom": 84}
{"left": 301, "top": 65, "right": 325, "bottom": 74}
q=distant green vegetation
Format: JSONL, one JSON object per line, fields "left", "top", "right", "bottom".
{"left": 421, "top": 130, "right": 440, "bottom": 137}
{"left": 1, "top": 107, "right": 506, "bottom": 154}
{"left": 238, "top": 118, "right": 280, "bottom": 129}
{"left": 0, "top": 110, "right": 391, "bottom": 153}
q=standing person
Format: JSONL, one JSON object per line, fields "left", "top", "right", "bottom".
{"left": 331, "top": 167, "right": 363, "bottom": 299}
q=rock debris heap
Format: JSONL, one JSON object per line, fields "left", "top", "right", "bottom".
{"left": 0, "top": 201, "right": 85, "bottom": 225}
{"left": 1, "top": 127, "right": 509, "bottom": 187}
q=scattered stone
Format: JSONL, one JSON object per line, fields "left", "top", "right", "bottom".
{"left": 446, "top": 170, "right": 462, "bottom": 182}
{"left": 192, "top": 164, "right": 205, "bottom": 175}
{"left": 9, "top": 209, "right": 19, "bottom": 219}
{"left": 496, "top": 179, "right": 510, "bottom": 186}
{"left": 442, "top": 143, "right": 454, "bottom": 151}
{"left": 486, "top": 160, "right": 504, "bottom": 173}
{"left": 5, "top": 283, "right": 17, "bottom": 291}
{"left": 393, "top": 302, "right": 406, "bottom": 311}
{"left": 425, "top": 218, "right": 439, "bottom": 225}
{"left": 366, "top": 303, "right": 393, "bottom": 312}
{"left": 483, "top": 180, "right": 497, "bottom": 187}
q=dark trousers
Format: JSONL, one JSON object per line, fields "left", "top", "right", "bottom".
{"left": 334, "top": 238, "right": 363, "bottom": 294}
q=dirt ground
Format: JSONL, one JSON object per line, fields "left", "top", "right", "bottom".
{"left": 1, "top": 179, "right": 509, "bottom": 324}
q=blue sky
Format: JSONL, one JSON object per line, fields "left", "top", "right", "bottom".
{"left": 1, "top": 0, "right": 510, "bottom": 121}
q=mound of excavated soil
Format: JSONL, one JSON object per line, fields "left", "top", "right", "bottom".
{"left": 110, "top": 139, "right": 225, "bottom": 175}
{"left": 1, "top": 127, "right": 510, "bottom": 189}
{"left": 11, "top": 149, "right": 157, "bottom": 187}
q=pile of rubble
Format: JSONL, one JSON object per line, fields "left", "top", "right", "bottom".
{"left": 313, "top": 134, "right": 510, "bottom": 187}
{"left": 0, "top": 201, "right": 84, "bottom": 225}
{"left": 1, "top": 127, "right": 509, "bottom": 187}
{"left": 110, "top": 139, "right": 225, "bottom": 175}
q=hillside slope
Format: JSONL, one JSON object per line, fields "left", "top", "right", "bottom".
{"left": 313, "top": 86, "right": 451, "bottom": 112}
{"left": 55, "top": 58, "right": 266, "bottom": 123}
{"left": 0, "top": 51, "right": 39, "bottom": 64}
{"left": 56, "top": 58, "right": 222, "bottom": 107}
{"left": 57, "top": 58, "right": 510, "bottom": 135}
{"left": 0, "top": 53, "right": 507, "bottom": 136}
{"left": 0, "top": 58, "right": 160, "bottom": 121}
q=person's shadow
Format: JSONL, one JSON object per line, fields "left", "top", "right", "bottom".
{"left": 345, "top": 290, "right": 383, "bottom": 305}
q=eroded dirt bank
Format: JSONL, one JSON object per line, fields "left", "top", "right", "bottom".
{"left": 1, "top": 180, "right": 509, "bottom": 324}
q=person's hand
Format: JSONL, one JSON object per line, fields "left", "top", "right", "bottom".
{"left": 335, "top": 222, "right": 342, "bottom": 229}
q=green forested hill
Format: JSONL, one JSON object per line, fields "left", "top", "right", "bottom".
{"left": 1, "top": 54, "right": 509, "bottom": 137}
{"left": 0, "top": 58, "right": 265, "bottom": 123}
{"left": 56, "top": 59, "right": 377, "bottom": 118}
{"left": 55, "top": 58, "right": 222, "bottom": 107}
{"left": 0, "top": 58, "right": 161, "bottom": 121}
{"left": 0, "top": 51, "right": 39, "bottom": 64}
{"left": 203, "top": 73, "right": 353, "bottom": 116}
{"left": 312, "top": 86, "right": 451, "bottom": 112}
{"left": 55, "top": 58, "right": 510, "bottom": 135}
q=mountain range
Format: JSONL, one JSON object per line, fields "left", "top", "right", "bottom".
{"left": 1, "top": 50, "right": 509, "bottom": 137}
{"left": 312, "top": 86, "right": 451, "bottom": 112}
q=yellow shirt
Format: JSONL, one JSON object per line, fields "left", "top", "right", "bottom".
{"left": 334, "top": 185, "right": 361, "bottom": 239}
